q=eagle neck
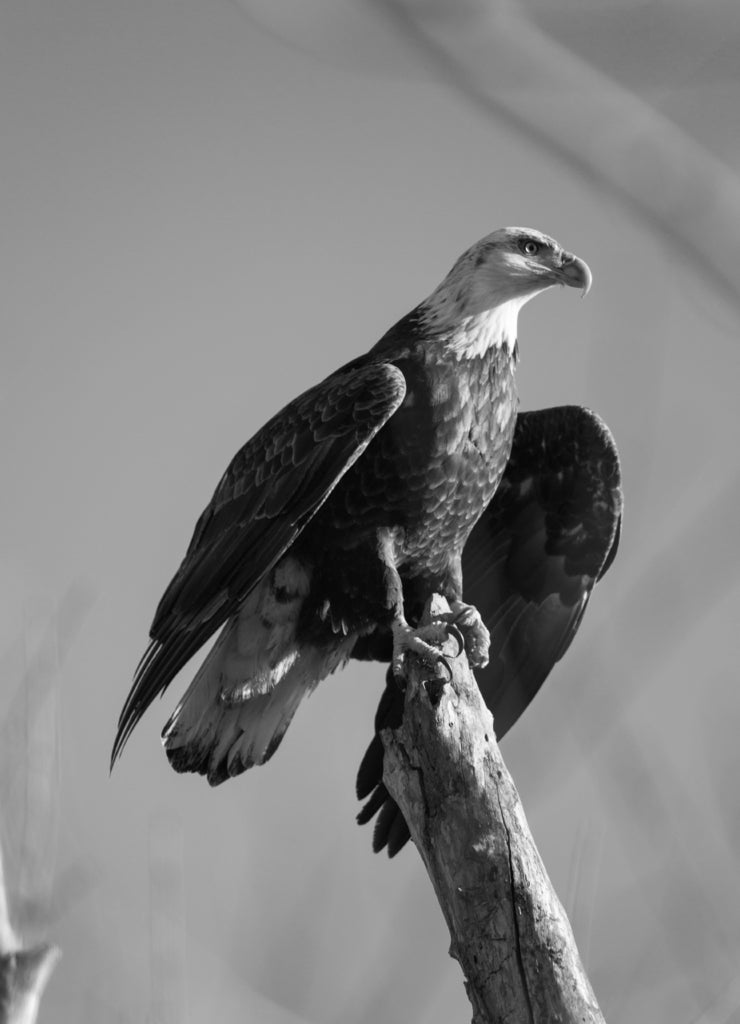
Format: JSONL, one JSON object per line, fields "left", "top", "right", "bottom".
{"left": 368, "top": 304, "right": 522, "bottom": 370}
{"left": 416, "top": 294, "right": 528, "bottom": 361}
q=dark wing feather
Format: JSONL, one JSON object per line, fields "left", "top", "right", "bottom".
{"left": 465, "top": 404, "right": 622, "bottom": 737}
{"left": 112, "top": 360, "right": 406, "bottom": 766}
{"left": 357, "top": 404, "right": 623, "bottom": 855}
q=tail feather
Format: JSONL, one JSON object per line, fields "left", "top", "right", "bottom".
{"left": 162, "top": 593, "right": 354, "bottom": 785}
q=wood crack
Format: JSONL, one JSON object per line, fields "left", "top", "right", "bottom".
{"left": 380, "top": 594, "right": 607, "bottom": 1024}
{"left": 495, "top": 778, "right": 535, "bottom": 1023}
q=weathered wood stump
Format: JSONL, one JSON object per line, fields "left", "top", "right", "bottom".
{"left": 381, "top": 595, "right": 606, "bottom": 1024}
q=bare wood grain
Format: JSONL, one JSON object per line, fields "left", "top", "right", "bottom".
{"left": 381, "top": 595, "right": 606, "bottom": 1024}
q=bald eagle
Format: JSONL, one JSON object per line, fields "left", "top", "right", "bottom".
{"left": 112, "top": 228, "right": 622, "bottom": 832}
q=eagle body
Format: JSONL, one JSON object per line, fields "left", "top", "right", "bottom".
{"left": 161, "top": 319, "right": 518, "bottom": 782}
{"left": 297, "top": 329, "right": 518, "bottom": 638}
{"left": 112, "top": 227, "right": 617, "bottom": 801}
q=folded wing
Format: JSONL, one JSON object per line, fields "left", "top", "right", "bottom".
{"left": 112, "top": 359, "right": 406, "bottom": 766}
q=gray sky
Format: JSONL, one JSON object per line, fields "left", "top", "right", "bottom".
{"left": 2, "top": 1, "right": 740, "bottom": 1021}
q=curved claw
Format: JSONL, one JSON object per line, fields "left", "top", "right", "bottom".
{"left": 445, "top": 623, "right": 465, "bottom": 658}
{"left": 435, "top": 601, "right": 490, "bottom": 670}
{"left": 434, "top": 653, "right": 453, "bottom": 682}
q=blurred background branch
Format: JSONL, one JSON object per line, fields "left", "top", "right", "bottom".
{"left": 237, "top": 0, "right": 740, "bottom": 311}
{"left": 0, "top": 589, "right": 94, "bottom": 1022}
{"left": 0, "top": 585, "right": 94, "bottom": 939}
{"left": 372, "top": 0, "right": 740, "bottom": 310}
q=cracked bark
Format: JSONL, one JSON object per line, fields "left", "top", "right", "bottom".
{"left": 381, "top": 595, "right": 606, "bottom": 1024}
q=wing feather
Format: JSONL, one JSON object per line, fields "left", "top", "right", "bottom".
{"left": 357, "top": 404, "right": 623, "bottom": 855}
{"left": 112, "top": 360, "right": 406, "bottom": 765}
{"left": 467, "top": 405, "right": 623, "bottom": 737}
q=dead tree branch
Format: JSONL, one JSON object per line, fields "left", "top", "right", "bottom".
{"left": 0, "top": 841, "right": 59, "bottom": 1024}
{"left": 381, "top": 595, "right": 606, "bottom": 1024}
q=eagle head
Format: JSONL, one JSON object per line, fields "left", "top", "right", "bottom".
{"left": 421, "top": 226, "right": 592, "bottom": 357}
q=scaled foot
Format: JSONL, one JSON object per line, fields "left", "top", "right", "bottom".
{"left": 390, "top": 619, "right": 456, "bottom": 681}
{"left": 435, "top": 599, "right": 490, "bottom": 669}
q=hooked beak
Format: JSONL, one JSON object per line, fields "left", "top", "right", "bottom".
{"left": 556, "top": 251, "right": 592, "bottom": 297}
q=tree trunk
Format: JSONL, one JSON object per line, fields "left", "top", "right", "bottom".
{"left": 381, "top": 595, "right": 606, "bottom": 1024}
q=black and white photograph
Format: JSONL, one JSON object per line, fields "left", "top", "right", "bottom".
{"left": 2, "top": 2, "right": 739, "bottom": 1021}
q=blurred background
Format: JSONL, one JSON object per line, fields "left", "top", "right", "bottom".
{"left": 2, "top": 0, "right": 739, "bottom": 1021}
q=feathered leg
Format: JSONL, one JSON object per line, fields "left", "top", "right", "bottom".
{"left": 370, "top": 533, "right": 472, "bottom": 679}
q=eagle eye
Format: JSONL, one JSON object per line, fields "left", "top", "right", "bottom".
{"left": 520, "top": 239, "right": 541, "bottom": 257}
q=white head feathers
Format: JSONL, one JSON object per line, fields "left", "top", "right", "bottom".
{"left": 419, "top": 227, "right": 591, "bottom": 359}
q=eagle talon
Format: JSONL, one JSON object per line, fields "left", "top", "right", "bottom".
{"left": 436, "top": 601, "right": 491, "bottom": 669}
{"left": 444, "top": 623, "right": 465, "bottom": 658}
{"left": 397, "top": 648, "right": 453, "bottom": 687}
{"left": 433, "top": 654, "right": 454, "bottom": 682}
{"left": 391, "top": 619, "right": 455, "bottom": 682}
